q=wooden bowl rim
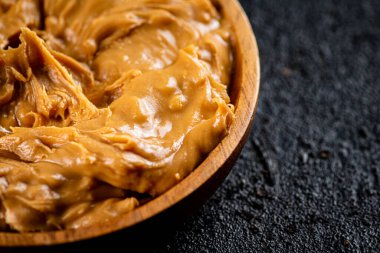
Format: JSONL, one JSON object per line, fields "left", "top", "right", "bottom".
{"left": 0, "top": 0, "right": 260, "bottom": 247}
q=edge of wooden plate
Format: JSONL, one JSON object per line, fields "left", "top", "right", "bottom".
{"left": 0, "top": 0, "right": 260, "bottom": 247}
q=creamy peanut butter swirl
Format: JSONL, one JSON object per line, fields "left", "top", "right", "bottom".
{"left": 0, "top": 0, "right": 234, "bottom": 231}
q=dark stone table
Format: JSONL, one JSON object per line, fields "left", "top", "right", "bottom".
{"left": 153, "top": 0, "right": 380, "bottom": 252}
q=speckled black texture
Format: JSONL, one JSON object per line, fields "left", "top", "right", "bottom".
{"left": 153, "top": 0, "right": 380, "bottom": 252}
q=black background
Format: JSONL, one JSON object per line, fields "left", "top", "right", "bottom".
{"left": 4, "top": 0, "right": 380, "bottom": 252}
{"left": 153, "top": 0, "right": 380, "bottom": 252}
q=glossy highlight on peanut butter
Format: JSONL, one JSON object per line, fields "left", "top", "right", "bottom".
{"left": 0, "top": 0, "right": 234, "bottom": 232}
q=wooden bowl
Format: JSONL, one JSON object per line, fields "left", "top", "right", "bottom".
{"left": 0, "top": 0, "right": 260, "bottom": 247}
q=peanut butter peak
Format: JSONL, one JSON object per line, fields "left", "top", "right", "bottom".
{"left": 0, "top": 0, "right": 234, "bottom": 232}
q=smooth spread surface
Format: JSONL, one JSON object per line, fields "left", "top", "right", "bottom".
{"left": 0, "top": 0, "right": 234, "bottom": 232}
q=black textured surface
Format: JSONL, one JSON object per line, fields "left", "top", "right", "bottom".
{"left": 152, "top": 0, "right": 380, "bottom": 252}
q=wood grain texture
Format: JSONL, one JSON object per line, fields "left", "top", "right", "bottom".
{"left": 0, "top": 0, "right": 260, "bottom": 247}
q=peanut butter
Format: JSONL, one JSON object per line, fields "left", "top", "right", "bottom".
{"left": 0, "top": 0, "right": 234, "bottom": 232}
